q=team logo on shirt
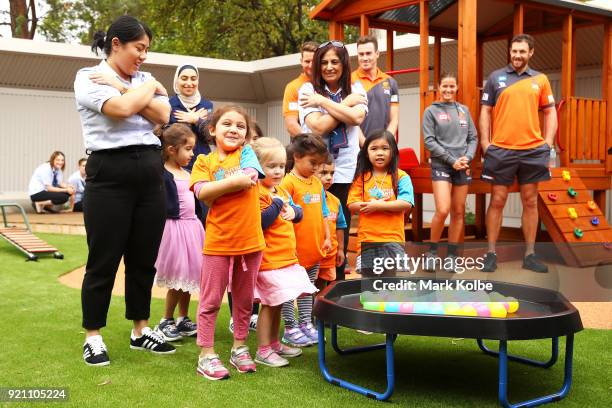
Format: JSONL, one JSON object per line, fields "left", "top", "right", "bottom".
{"left": 302, "top": 192, "right": 321, "bottom": 204}
{"left": 368, "top": 187, "right": 394, "bottom": 200}
{"left": 213, "top": 166, "right": 240, "bottom": 181}
{"left": 438, "top": 113, "right": 450, "bottom": 121}
{"left": 327, "top": 211, "right": 338, "bottom": 222}
{"left": 498, "top": 81, "right": 506, "bottom": 88}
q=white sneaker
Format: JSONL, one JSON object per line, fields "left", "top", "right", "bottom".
{"left": 249, "top": 314, "right": 258, "bottom": 332}
{"left": 228, "top": 317, "right": 234, "bottom": 334}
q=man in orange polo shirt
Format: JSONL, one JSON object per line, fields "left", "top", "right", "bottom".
{"left": 480, "top": 34, "right": 557, "bottom": 273}
{"left": 282, "top": 41, "right": 318, "bottom": 137}
{"left": 351, "top": 35, "right": 399, "bottom": 138}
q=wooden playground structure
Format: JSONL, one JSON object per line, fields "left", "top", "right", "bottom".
{"left": 311, "top": 0, "right": 612, "bottom": 266}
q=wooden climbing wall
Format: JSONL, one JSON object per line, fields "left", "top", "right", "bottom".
{"left": 538, "top": 168, "right": 612, "bottom": 267}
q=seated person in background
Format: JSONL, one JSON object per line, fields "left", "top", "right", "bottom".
{"left": 69, "top": 158, "right": 87, "bottom": 212}
{"left": 28, "top": 151, "right": 75, "bottom": 213}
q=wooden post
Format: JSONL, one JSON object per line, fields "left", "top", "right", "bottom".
{"left": 561, "top": 14, "right": 574, "bottom": 167}
{"left": 604, "top": 22, "right": 612, "bottom": 174}
{"left": 457, "top": 0, "right": 478, "bottom": 124}
{"left": 386, "top": 30, "right": 394, "bottom": 71}
{"left": 513, "top": 3, "right": 524, "bottom": 36}
{"left": 419, "top": 0, "right": 430, "bottom": 164}
{"left": 329, "top": 20, "right": 344, "bottom": 41}
{"left": 360, "top": 14, "right": 369, "bottom": 36}
{"left": 434, "top": 35, "right": 441, "bottom": 86}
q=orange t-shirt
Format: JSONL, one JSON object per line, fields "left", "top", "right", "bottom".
{"left": 347, "top": 169, "right": 411, "bottom": 253}
{"left": 259, "top": 185, "right": 299, "bottom": 271}
{"left": 280, "top": 173, "right": 328, "bottom": 268}
{"left": 190, "top": 146, "right": 265, "bottom": 256}
{"left": 320, "top": 191, "right": 342, "bottom": 269}
{"left": 282, "top": 73, "right": 309, "bottom": 118}
{"left": 481, "top": 67, "right": 555, "bottom": 150}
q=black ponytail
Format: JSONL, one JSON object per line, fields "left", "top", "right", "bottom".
{"left": 90, "top": 15, "right": 153, "bottom": 56}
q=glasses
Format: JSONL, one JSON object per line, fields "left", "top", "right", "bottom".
{"left": 318, "top": 40, "right": 345, "bottom": 49}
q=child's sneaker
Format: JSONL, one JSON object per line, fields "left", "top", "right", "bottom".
{"left": 130, "top": 327, "right": 176, "bottom": 354}
{"left": 228, "top": 317, "right": 234, "bottom": 334}
{"left": 176, "top": 316, "right": 197, "bottom": 337}
{"left": 255, "top": 349, "right": 289, "bottom": 367}
{"left": 282, "top": 327, "right": 311, "bottom": 347}
{"left": 300, "top": 323, "right": 318, "bottom": 345}
{"left": 271, "top": 341, "right": 302, "bottom": 358}
{"left": 249, "top": 314, "right": 258, "bottom": 332}
{"left": 155, "top": 318, "right": 183, "bottom": 342}
{"left": 229, "top": 345, "right": 257, "bottom": 373}
{"left": 83, "top": 335, "right": 110, "bottom": 366}
{"left": 197, "top": 354, "right": 230, "bottom": 380}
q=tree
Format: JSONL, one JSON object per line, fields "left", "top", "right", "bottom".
{"left": 38, "top": 0, "right": 358, "bottom": 60}
{"left": 6, "top": 0, "right": 38, "bottom": 39}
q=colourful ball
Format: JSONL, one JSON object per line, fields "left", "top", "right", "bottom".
{"left": 460, "top": 304, "right": 478, "bottom": 316}
{"left": 399, "top": 302, "right": 414, "bottom": 314}
{"left": 475, "top": 303, "right": 491, "bottom": 317}
{"left": 429, "top": 303, "right": 445, "bottom": 315}
{"left": 384, "top": 302, "right": 400, "bottom": 313}
{"left": 506, "top": 298, "right": 519, "bottom": 314}
{"left": 413, "top": 302, "right": 431, "bottom": 314}
{"left": 443, "top": 303, "right": 461, "bottom": 316}
{"left": 363, "top": 301, "right": 384, "bottom": 312}
{"left": 489, "top": 302, "right": 508, "bottom": 318}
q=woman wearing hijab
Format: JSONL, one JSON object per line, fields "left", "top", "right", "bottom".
{"left": 169, "top": 63, "right": 213, "bottom": 171}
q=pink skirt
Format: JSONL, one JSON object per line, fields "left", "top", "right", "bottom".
{"left": 155, "top": 218, "right": 204, "bottom": 293}
{"left": 254, "top": 263, "right": 317, "bottom": 306}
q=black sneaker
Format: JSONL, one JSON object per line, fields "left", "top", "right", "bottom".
{"left": 481, "top": 252, "right": 497, "bottom": 272}
{"left": 522, "top": 253, "right": 548, "bottom": 273}
{"left": 83, "top": 335, "right": 110, "bottom": 366}
{"left": 176, "top": 316, "right": 197, "bottom": 337}
{"left": 130, "top": 327, "right": 176, "bottom": 354}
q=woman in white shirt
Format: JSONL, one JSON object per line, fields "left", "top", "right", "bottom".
{"left": 298, "top": 40, "right": 368, "bottom": 280}
{"left": 28, "top": 151, "right": 75, "bottom": 213}
{"left": 73, "top": 15, "right": 174, "bottom": 367}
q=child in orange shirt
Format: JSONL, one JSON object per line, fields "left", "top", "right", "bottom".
{"left": 190, "top": 105, "right": 265, "bottom": 380}
{"left": 250, "top": 137, "right": 318, "bottom": 367}
{"left": 347, "top": 130, "right": 414, "bottom": 275}
{"left": 315, "top": 154, "right": 347, "bottom": 289}
{"left": 280, "top": 134, "right": 331, "bottom": 347}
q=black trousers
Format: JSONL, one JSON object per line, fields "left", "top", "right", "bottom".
{"left": 328, "top": 182, "right": 351, "bottom": 281}
{"left": 81, "top": 146, "right": 166, "bottom": 330}
{"left": 30, "top": 191, "right": 70, "bottom": 205}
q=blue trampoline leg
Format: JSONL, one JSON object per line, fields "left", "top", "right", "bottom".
{"left": 498, "top": 335, "right": 574, "bottom": 408}
{"left": 317, "top": 320, "right": 396, "bottom": 401}
{"left": 477, "top": 337, "right": 559, "bottom": 368}
{"left": 330, "top": 324, "right": 388, "bottom": 355}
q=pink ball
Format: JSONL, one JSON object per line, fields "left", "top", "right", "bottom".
{"left": 399, "top": 302, "right": 414, "bottom": 314}
{"left": 475, "top": 304, "right": 491, "bottom": 317}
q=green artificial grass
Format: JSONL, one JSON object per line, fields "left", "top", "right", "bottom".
{"left": 0, "top": 233, "right": 610, "bottom": 407}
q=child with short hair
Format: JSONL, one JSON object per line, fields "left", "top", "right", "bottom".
{"left": 348, "top": 130, "right": 414, "bottom": 274}
{"left": 251, "top": 137, "right": 317, "bottom": 367}
{"left": 315, "top": 154, "right": 346, "bottom": 289}
{"left": 191, "top": 105, "right": 265, "bottom": 380}
{"left": 280, "top": 134, "right": 331, "bottom": 347}
{"left": 68, "top": 158, "right": 87, "bottom": 212}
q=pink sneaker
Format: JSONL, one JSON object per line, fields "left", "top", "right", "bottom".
{"left": 255, "top": 349, "right": 289, "bottom": 367}
{"left": 197, "top": 354, "right": 229, "bottom": 381}
{"left": 271, "top": 341, "right": 302, "bottom": 358}
{"left": 230, "top": 345, "right": 257, "bottom": 373}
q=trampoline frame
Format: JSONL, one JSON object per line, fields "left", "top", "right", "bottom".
{"left": 317, "top": 316, "right": 575, "bottom": 407}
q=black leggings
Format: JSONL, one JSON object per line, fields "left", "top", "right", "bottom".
{"left": 81, "top": 146, "right": 166, "bottom": 330}
{"left": 30, "top": 191, "right": 70, "bottom": 205}
{"left": 328, "top": 182, "right": 351, "bottom": 281}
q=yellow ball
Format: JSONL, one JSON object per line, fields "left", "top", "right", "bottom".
{"left": 489, "top": 302, "right": 508, "bottom": 318}
{"left": 460, "top": 305, "right": 478, "bottom": 316}
{"left": 506, "top": 298, "right": 519, "bottom": 314}
{"left": 443, "top": 303, "right": 461, "bottom": 316}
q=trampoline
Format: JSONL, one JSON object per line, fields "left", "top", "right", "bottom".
{"left": 313, "top": 278, "right": 583, "bottom": 408}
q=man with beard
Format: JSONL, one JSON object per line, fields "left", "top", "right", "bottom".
{"left": 479, "top": 34, "right": 557, "bottom": 273}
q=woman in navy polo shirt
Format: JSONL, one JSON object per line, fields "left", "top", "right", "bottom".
{"left": 73, "top": 15, "right": 174, "bottom": 367}
{"left": 28, "top": 151, "right": 75, "bottom": 213}
{"left": 169, "top": 63, "right": 213, "bottom": 171}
